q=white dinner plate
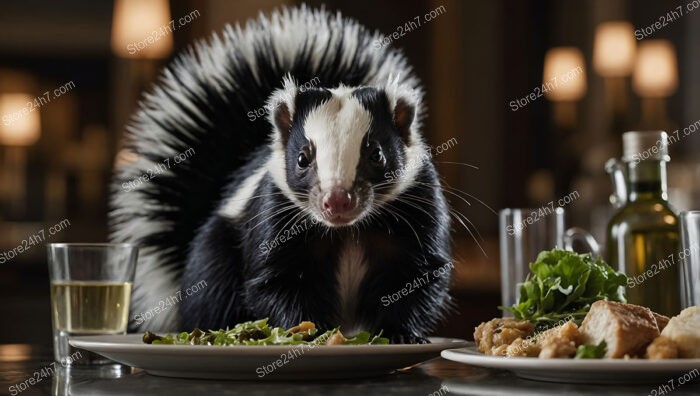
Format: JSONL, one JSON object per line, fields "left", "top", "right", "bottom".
{"left": 441, "top": 343, "right": 700, "bottom": 384}
{"left": 70, "top": 334, "right": 467, "bottom": 380}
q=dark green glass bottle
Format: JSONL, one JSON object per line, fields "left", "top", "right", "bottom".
{"left": 607, "top": 131, "right": 681, "bottom": 316}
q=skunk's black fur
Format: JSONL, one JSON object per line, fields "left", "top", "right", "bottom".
{"left": 110, "top": 6, "right": 452, "bottom": 342}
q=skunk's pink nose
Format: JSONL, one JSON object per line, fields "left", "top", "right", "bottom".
{"left": 322, "top": 187, "right": 355, "bottom": 216}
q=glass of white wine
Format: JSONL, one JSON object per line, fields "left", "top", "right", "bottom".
{"left": 47, "top": 243, "right": 138, "bottom": 366}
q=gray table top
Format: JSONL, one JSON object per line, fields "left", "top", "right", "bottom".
{"left": 1, "top": 344, "right": 699, "bottom": 396}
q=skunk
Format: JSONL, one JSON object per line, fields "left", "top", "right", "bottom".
{"left": 110, "top": 6, "right": 452, "bottom": 343}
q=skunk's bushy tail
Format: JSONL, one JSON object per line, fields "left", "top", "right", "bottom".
{"left": 109, "top": 6, "right": 421, "bottom": 331}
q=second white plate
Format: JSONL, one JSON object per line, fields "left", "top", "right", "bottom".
{"left": 441, "top": 343, "right": 700, "bottom": 384}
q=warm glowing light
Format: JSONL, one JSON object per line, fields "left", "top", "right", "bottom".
{"left": 633, "top": 40, "right": 678, "bottom": 98}
{"left": 111, "top": 0, "right": 173, "bottom": 59}
{"left": 0, "top": 344, "right": 32, "bottom": 362}
{"left": 0, "top": 93, "right": 41, "bottom": 146}
{"left": 593, "top": 21, "right": 636, "bottom": 77}
{"left": 542, "top": 47, "right": 587, "bottom": 102}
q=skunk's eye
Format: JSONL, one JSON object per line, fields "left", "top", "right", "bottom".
{"left": 370, "top": 147, "right": 385, "bottom": 165}
{"left": 297, "top": 152, "right": 310, "bottom": 168}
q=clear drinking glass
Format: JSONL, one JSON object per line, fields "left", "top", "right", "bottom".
{"left": 499, "top": 208, "right": 599, "bottom": 313}
{"left": 47, "top": 243, "right": 138, "bottom": 365}
{"left": 680, "top": 211, "right": 700, "bottom": 308}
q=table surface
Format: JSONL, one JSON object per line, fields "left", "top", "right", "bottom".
{"left": 1, "top": 344, "right": 699, "bottom": 396}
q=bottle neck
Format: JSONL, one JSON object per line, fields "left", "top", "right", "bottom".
{"left": 626, "top": 160, "right": 668, "bottom": 202}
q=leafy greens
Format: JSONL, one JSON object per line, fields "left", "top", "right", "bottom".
{"left": 143, "top": 318, "right": 389, "bottom": 346}
{"left": 575, "top": 341, "right": 607, "bottom": 359}
{"left": 500, "top": 249, "right": 627, "bottom": 330}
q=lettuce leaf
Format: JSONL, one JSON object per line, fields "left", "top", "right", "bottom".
{"left": 575, "top": 341, "right": 607, "bottom": 359}
{"left": 146, "top": 319, "right": 389, "bottom": 346}
{"left": 500, "top": 249, "right": 627, "bottom": 331}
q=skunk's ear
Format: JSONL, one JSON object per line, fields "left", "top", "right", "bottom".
{"left": 391, "top": 98, "right": 415, "bottom": 144}
{"left": 384, "top": 76, "right": 421, "bottom": 145}
{"left": 268, "top": 75, "right": 298, "bottom": 145}
{"left": 273, "top": 103, "right": 292, "bottom": 142}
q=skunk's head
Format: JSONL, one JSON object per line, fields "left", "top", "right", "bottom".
{"left": 267, "top": 76, "right": 427, "bottom": 228}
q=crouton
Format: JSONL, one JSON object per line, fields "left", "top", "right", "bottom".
{"left": 506, "top": 337, "right": 540, "bottom": 357}
{"left": 660, "top": 306, "right": 700, "bottom": 358}
{"left": 646, "top": 336, "right": 679, "bottom": 360}
{"left": 537, "top": 321, "right": 581, "bottom": 358}
{"left": 579, "top": 300, "right": 659, "bottom": 358}
{"left": 652, "top": 312, "right": 670, "bottom": 332}
{"left": 473, "top": 318, "right": 534, "bottom": 356}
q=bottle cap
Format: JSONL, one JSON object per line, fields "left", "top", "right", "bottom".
{"left": 622, "top": 131, "right": 670, "bottom": 162}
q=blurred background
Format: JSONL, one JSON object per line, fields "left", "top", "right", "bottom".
{"left": 1, "top": 0, "right": 699, "bottom": 345}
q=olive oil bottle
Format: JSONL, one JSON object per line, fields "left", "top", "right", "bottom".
{"left": 607, "top": 131, "right": 681, "bottom": 316}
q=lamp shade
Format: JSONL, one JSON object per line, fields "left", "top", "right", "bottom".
{"left": 111, "top": 0, "right": 173, "bottom": 59}
{"left": 633, "top": 40, "right": 678, "bottom": 98}
{"left": 542, "top": 47, "right": 587, "bottom": 102}
{"left": 593, "top": 21, "right": 636, "bottom": 77}
{"left": 0, "top": 93, "right": 41, "bottom": 146}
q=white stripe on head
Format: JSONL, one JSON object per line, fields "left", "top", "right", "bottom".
{"left": 304, "top": 87, "right": 372, "bottom": 191}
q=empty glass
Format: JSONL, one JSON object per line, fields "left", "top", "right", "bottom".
{"left": 680, "top": 211, "right": 700, "bottom": 308}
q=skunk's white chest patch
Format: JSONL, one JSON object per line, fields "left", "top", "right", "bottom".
{"left": 336, "top": 241, "right": 367, "bottom": 334}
